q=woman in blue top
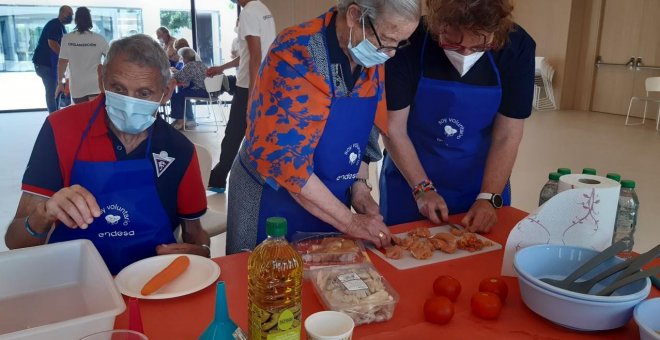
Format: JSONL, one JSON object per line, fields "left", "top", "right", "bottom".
{"left": 380, "top": 0, "right": 535, "bottom": 233}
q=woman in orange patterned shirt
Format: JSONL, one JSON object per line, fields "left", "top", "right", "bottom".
{"left": 225, "top": 0, "right": 420, "bottom": 254}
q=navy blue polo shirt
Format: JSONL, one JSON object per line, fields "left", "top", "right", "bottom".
{"left": 32, "top": 18, "right": 66, "bottom": 67}
{"left": 385, "top": 21, "right": 536, "bottom": 119}
{"left": 22, "top": 95, "right": 207, "bottom": 230}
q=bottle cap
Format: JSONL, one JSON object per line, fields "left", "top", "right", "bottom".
{"left": 606, "top": 173, "right": 621, "bottom": 182}
{"left": 620, "top": 180, "right": 636, "bottom": 189}
{"left": 266, "top": 217, "right": 287, "bottom": 237}
{"left": 549, "top": 172, "right": 561, "bottom": 181}
{"left": 557, "top": 168, "right": 571, "bottom": 175}
{"left": 582, "top": 168, "right": 597, "bottom": 175}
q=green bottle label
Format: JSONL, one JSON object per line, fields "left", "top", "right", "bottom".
{"left": 250, "top": 304, "right": 301, "bottom": 340}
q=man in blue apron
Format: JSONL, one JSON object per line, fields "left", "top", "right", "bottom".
{"left": 380, "top": 0, "right": 535, "bottom": 233}
{"left": 7, "top": 35, "right": 210, "bottom": 275}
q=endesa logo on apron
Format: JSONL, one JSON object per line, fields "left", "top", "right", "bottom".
{"left": 335, "top": 143, "right": 362, "bottom": 181}
{"left": 98, "top": 203, "right": 135, "bottom": 237}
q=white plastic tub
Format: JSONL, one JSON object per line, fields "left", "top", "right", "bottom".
{"left": 0, "top": 239, "right": 126, "bottom": 340}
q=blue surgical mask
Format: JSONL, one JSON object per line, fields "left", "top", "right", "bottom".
{"left": 348, "top": 18, "right": 391, "bottom": 68}
{"left": 105, "top": 90, "right": 163, "bottom": 134}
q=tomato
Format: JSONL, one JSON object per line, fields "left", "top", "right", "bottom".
{"left": 433, "top": 275, "right": 461, "bottom": 302}
{"left": 479, "top": 277, "right": 509, "bottom": 302}
{"left": 471, "top": 292, "right": 502, "bottom": 320}
{"left": 424, "top": 296, "right": 454, "bottom": 324}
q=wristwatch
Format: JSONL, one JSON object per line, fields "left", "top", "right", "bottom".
{"left": 476, "top": 193, "right": 503, "bottom": 209}
{"left": 354, "top": 178, "right": 373, "bottom": 191}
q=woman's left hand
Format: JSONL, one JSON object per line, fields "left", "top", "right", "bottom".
{"left": 156, "top": 243, "right": 210, "bottom": 257}
{"left": 461, "top": 200, "right": 497, "bottom": 233}
{"left": 350, "top": 181, "right": 379, "bottom": 215}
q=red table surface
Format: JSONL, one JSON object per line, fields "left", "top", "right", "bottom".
{"left": 115, "top": 207, "right": 659, "bottom": 339}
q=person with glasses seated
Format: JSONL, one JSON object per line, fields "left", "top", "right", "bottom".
{"left": 380, "top": 0, "right": 535, "bottom": 233}
{"left": 224, "top": 0, "right": 420, "bottom": 254}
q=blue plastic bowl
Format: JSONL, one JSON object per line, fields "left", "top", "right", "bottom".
{"left": 514, "top": 244, "right": 651, "bottom": 303}
{"left": 634, "top": 298, "right": 660, "bottom": 340}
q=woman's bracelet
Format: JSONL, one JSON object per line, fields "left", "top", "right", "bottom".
{"left": 412, "top": 179, "right": 436, "bottom": 199}
{"left": 24, "top": 215, "right": 50, "bottom": 238}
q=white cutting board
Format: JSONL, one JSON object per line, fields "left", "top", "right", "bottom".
{"left": 367, "top": 225, "right": 502, "bottom": 270}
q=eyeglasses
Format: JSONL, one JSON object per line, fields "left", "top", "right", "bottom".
{"left": 439, "top": 30, "right": 494, "bottom": 53}
{"left": 365, "top": 17, "right": 410, "bottom": 53}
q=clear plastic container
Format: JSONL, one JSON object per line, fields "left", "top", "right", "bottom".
{"left": 293, "top": 233, "right": 367, "bottom": 269}
{"left": 0, "top": 240, "right": 126, "bottom": 340}
{"left": 309, "top": 263, "right": 399, "bottom": 326}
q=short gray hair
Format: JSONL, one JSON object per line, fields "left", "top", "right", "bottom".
{"left": 103, "top": 34, "right": 171, "bottom": 88}
{"left": 178, "top": 47, "right": 197, "bottom": 63}
{"left": 337, "top": 0, "right": 421, "bottom": 23}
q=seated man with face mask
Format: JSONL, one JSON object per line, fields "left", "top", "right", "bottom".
{"left": 5, "top": 34, "right": 210, "bottom": 275}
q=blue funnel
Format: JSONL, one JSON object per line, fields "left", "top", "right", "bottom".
{"left": 200, "top": 281, "right": 241, "bottom": 340}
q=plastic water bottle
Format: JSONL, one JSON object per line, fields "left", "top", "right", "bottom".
{"left": 557, "top": 168, "right": 571, "bottom": 176}
{"left": 582, "top": 168, "right": 597, "bottom": 175}
{"left": 248, "top": 217, "right": 303, "bottom": 340}
{"left": 612, "top": 180, "right": 639, "bottom": 258}
{"left": 539, "top": 172, "right": 561, "bottom": 206}
{"left": 606, "top": 173, "right": 621, "bottom": 182}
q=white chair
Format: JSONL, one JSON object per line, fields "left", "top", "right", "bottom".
{"left": 625, "top": 77, "right": 660, "bottom": 130}
{"left": 532, "top": 57, "right": 557, "bottom": 111}
{"left": 193, "top": 143, "right": 228, "bottom": 237}
{"left": 183, "top": 75, "right": 229, "bottom": 132}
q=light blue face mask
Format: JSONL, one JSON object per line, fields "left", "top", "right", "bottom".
{"left": 105, "top": 90, "right": 163, "bottom": 134}
{"left": 348, "top": 17, "right": 391, "bottom": 68}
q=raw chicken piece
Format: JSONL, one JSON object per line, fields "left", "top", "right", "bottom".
{"left": 408, "top": 227, "right": 431, "bottom": 238}
{"left": 384, "top": 245, "right": 403, "bottom": 260}
{"left": 392, "top": 235, "right": 413, "bottom": 250}
{"left": 409, "top": 238, "right": 433, "bottom": 259}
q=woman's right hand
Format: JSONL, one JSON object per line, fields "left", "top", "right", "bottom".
{"left": 415, "top": 191, "right": 449, "bottom": 225}
{"left": 344, "top": 213, "right": 391, "bottom": 248}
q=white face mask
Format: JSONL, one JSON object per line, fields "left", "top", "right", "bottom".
{"left": 444, "top": 50, "right": 484, "bottom": 77}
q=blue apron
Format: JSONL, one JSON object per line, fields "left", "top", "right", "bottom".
{"left": 49, "top": 99, "right": 175, "bottom": 274}
{"left": 380, "top": 33, "right": 510, "bottom": 226}
{"left": 243, "top": 35, "right": 380, "bottom": 244}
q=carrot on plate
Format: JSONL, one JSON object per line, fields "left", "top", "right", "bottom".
{"left": 141, "top": 255, "right": 190, "bottom": 296}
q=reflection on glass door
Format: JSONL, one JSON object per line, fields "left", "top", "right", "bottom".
{"left": 0, "top": 0, "right": 237, "bottom": 111}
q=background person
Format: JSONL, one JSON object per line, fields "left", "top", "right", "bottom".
{"left": 170, "top": 47, "right": 208, "bottom": 130}
{"left": 156, "top": 26, "right": 179, "bottom": 67}
{"left": 206, "top": 0, "right": 276, "bottom": 193}
{"left": 32, "top": 5, "right": 72, "bottom": 113}
{"left": 380, "top": 0, "right": 535, "bottom": 232}
{"left": 56, "top": 6, "right": 109, "bottom": 104}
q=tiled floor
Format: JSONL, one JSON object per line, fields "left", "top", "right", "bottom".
{"left": 1, "top": 109, "right": 658, "bottom": 255}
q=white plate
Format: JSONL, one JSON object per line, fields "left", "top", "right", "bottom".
{"left": 368, "top": 225, "right": 502, "bottom": 270}
{"left": 114, "top": 254, "right": 220, "bottom": 299}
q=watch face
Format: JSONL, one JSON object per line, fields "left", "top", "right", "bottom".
{"left": 492, "top": 194, "right": 503, "bottom": 208}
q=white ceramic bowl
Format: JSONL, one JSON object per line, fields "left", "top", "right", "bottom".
{"left": 634, "top": 298, "right": 660, "bottom": 340}
{"left": 516, "top": 270, "right": 645, "bottom": 331}
{"left": 514, "top": 244, "right": 651, "bottom": 303}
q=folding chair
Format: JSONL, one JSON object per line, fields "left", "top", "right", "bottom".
{"left": 625, "top": 77, "right": 660, "bottom": 130}
{"left": 183, "top": 75, "right": 228, "bottom": 132}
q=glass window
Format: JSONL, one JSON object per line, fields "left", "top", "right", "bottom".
{"left": 0, "top": 1, "right": 237, "bottom": 111}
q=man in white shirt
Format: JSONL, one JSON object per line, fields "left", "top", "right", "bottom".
{"left": 207, "top": 0, "right": 276, "bottom": 192}
{"left": 56, "top": 6, "right": 109, "bottom": 103}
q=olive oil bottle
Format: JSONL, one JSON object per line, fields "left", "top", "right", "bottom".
{"left": 248, "top": 217, "right": 303, "bottom": 340}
